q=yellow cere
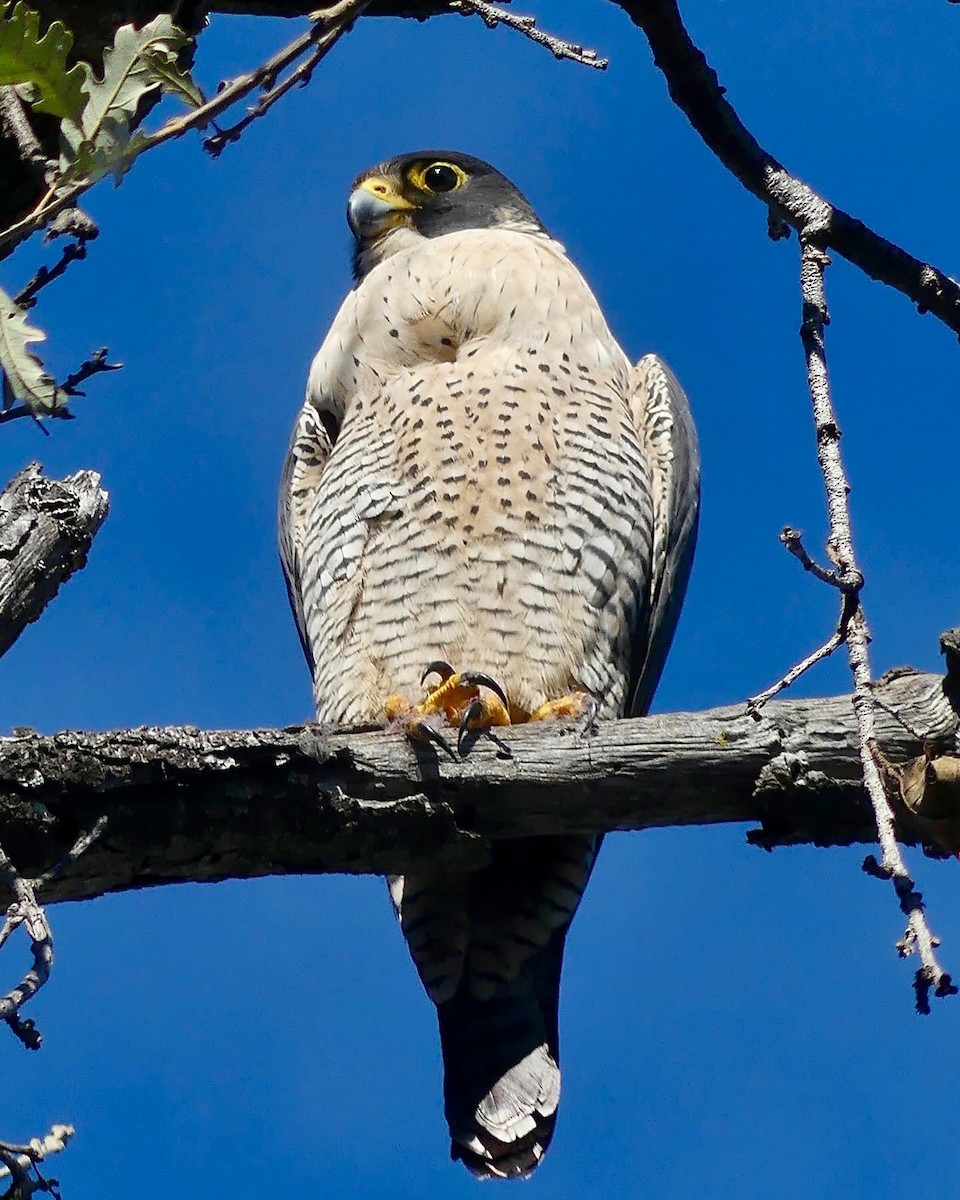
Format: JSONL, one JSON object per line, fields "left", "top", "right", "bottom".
{"left": 357, "top": 176, "right": 416, "bottom": 209}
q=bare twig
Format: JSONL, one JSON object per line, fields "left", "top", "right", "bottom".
{"left": 14, "top": 214, "right": 99, "bottom": 312}
{"left": 779, "top": 525, "right": 861, "bottom": 591}
{"left": 615, "top": 0, "right": 960, "bottom": 338}
{"left": 203, "top": 1, "right": 372, "bottom": 154}
{"left": 797, "top": 233, "right": 955, "bottom": 1011}
{"left": 746, "top": 619, "right": 845, "bottom": 719}
{"left": 32, "top": 816, "right": 108, "bottom": 890}
{"left": 0, "top": 1124, "right": 73, "bottom": 1197}
{"left": 14, "top": 244, "right": 87, "bottom": 312}
{"left": 131, "top": 0, "right": 372, "bottom": 153}
{"left": 0, "top": 844, "right": 53, "bottom": 1048}
{"left": 747, "top": 522, "right": 864, "bottom": 717}
{"left": 0, "top": 821, "right": 108, "bottom": 1047}
{"left": 0, "top": 406, "right": 59, "bottom": 430}
{"left": 451, "top": 0, "right": 608, "bottom": 68}
{"left": 59, "top": 348, "right": 121, "bottom": 397}
{"left": 0, "top": 351, "right": 119, "bottom": 429}
{"left": 867, "top": 689, "right": 931, "bottom": 744}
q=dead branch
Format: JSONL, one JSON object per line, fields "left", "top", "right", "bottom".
{"left": 0, "top": 666, "right": 955, "bottom": 906}
{"left": 792, "top": 236, "right": 953, "bottom": 1009}
{"left": 0, "top": 819, "right": 107, "bottom": 1048}
{"left": 615, "top": 0, "right": 960, "bottom": 338}
{"left": 450, "top": 1, "right": 607, "bottom": 68}
{"left": 0, "top": 1124, "right": 73, "bottom": 1199}
{"left": 0, "top": 466, "right": 108, "bottom": 658}
{"left": 746, "top": 620, "right": 846, "bottom": 717}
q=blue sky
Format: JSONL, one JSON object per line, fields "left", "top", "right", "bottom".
{"left": 4, "top": 1, "right": 960, "bottom": 1196}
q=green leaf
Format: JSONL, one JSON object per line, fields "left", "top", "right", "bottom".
{"left": 59, "top": 14, "right": 196, "bottom": 182}
{"left": 0, "top": 285, "right": 65, "bottom": 415}
{"left": 141, "top": 47, "right": 203, "bottom": 109}
{"left": 68, "top": 118, "right": 146, "bottom": 185}
{"left": 0, "top": 1, "right": 88, "bottom": 121}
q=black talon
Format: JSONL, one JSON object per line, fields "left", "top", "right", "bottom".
{"left": 413, "top": 718, "right": 457, "bottom": 761}
{"left": 458, "top": 671, "right": 509, "bottom": 709}
{"left": 457, "top": 699, "right": 485, "bottom": 757}
{"left": 421, "top": 660, "right": 455, "bottom": 687}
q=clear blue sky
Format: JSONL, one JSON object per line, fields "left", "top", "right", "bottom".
{"left": 4, "top": 2, "right": 960, "bottom": 1196}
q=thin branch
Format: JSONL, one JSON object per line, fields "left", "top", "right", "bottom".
{"left": 746, "top": 528, "right": 862, "bottom": 717}
{"left": 138, "top": 0, "right": 372, "bottom": 151}
{"left": 779, "top": 525, "right": 860, "bottom": 591}
{"left": 203, "top": 1, "right": 371, "bottom": 154}
{"left": 58, "top": 347, "right": 122, "bottom": 397}
{"left": 0, "top": 1124, "right": 73, "bottom": 1197}
{"left": 867, "top": 689, "right": 931, "bottom": 744}
{"left": 451, "top": 1, "right": 608, "bottom": 68}
{"left": 0, "top": 406, "right": 58, "bottom": 430}
{"left": 0, "top": 350, "right": 122, "bottom": 429}
{"left": 0, "top": 821, "right": 107, "bottom": 1048}
{"left": 0, "top": 843, "right": 53, "bottom": 1047}
{"left": 14, "top": 235, "right": 96, "bottom": 313}
{"left": 797, "top": 234, "right": 955, "bottom": 1010}
{"left": 614, "top": 0, "right": 960, "bottom": 338}
{"left": 746, "top": 620, "right": 845, "bottom": 719}
{"left": 32, "top": 816, "right": 108, "bottom": 891}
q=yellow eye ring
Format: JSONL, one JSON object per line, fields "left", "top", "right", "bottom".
{"left": 408, "top": 161, "right": 467, "bottom": 195}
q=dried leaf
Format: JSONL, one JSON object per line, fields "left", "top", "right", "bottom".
{"left": 896, "top": 751, "right": 960, "bottom": 856}
{"left": 0, "top": 284, "right": 65, "bottom": 414}
{"left": 0, "top": 1, "right": 88, "bottom": 121}
{"left": 899, "top": 754, "right": 960, "bottom": 819}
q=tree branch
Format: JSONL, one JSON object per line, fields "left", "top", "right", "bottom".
{"left": 0, "top": 817, "right": 107, "bottom": 1049}
{"left": 615, "top": 0, "right": 960, "bottom": 338}
{"left": 794, "top": 237, "right": 954, "bottom": 1009}
{"left": 0, "top": 1123, "right": 74, "bottom": 1196}
{"left": 0, "top": 464, "right": 109, "bottom": 659}
{"left": 0, "top": 666, "right": 956, "bottom": 906}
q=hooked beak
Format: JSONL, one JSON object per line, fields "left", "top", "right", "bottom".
{"left": 347, "top": 177, "right": 415, "bottom": 239}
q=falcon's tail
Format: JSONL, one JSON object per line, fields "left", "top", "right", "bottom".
{"left": 439, "top": 936, "right": 565, "bottom": 1180}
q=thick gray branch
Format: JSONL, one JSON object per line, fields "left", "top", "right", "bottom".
{"left": 0, "top": 464, "right": 109, "bottom": 659}
{"left": 615, "top": 0, "right": 960, "bottom": 337}
{"left": 0, "top": 667, "right": 954, "bottom": 905}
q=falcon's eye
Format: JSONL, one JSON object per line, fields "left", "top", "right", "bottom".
{"left": 413, "top": 161, "right": 466, "bottom": 194}
{"left": 424, "top": 164, "right": 460, "bottom": 192}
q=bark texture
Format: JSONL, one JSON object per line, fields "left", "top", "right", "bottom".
{"left": 1, "top": 667, "right": 955, "bottom": 905}
{"left": 0, "top": 464, "right": 109, "bottom": 659}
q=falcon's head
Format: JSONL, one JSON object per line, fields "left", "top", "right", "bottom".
{"left": 347, "top": 150, "right": 546, "bottom": 280}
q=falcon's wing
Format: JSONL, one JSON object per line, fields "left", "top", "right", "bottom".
{"left": 627, "top": 353, "right": 700, "bottom": 717}
{"left": 277, "top": 395, "right": 341, "bottom": 673}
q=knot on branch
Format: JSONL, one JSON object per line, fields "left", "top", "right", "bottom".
{"left": 754, "top": 751, "right": 809, "bottom": 798}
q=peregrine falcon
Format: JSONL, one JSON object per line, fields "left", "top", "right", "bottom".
{"left": 279, "top": 151, "right": 699, "bottom": 1178}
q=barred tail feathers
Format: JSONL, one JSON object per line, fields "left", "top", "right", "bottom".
{"left": 393, "top": 835, "right": 600, "bottom": 1178}
{"left": 440, "top": 934, "right": 565, "bottom": 1179}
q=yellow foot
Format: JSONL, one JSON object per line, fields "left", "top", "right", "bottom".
{"left": 385, "top": 661, "right": 512, "bottom": 757}
{"left": 529, "top": 689, "right": 600, "bottom": 738}
{"left": 529, "top": 691, "right": 593, "bottom": 722}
